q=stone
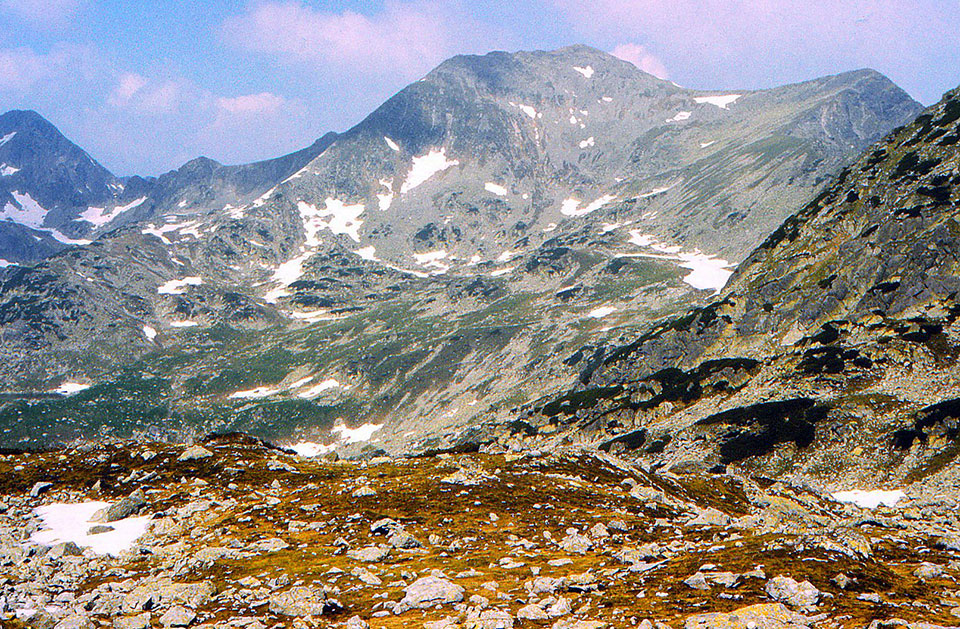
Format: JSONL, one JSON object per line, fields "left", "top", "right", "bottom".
{"left": 347, "top": 545, "right": 390, "bottom": 562}
{"left": 467, "top": 609, "right": 514, "bottom": 629}
{"left": 518, "top": 605, "right": 549, "bottom": 620}
{"left": 399, "top": 576, "right": 465, "bottom": 610}
{"left": 178, "top": 446, "right": 214, "bottom": 462}
{"left": 352, "top": 485, "right": 376, "bottom": 497}
{"left": 114, "top": 614, "right": 152, "bottom": 629}
{"left": 268, "top": 586, "right": 341, "bottom": 616}
{"left": 551, "top": 620, "right": 607, "bottom": 629}
{"left": 765, "top": 576, "right": 819, "bottom": 608}
{"left": 558, "top": 530, "right": 592, "bottom": 554}
{"left": 54, "top": 614, "right": 94, "bottom": 629}
{"left": 684, "top": 603, "right": 813, "bottom": 629}
{"left": 87, "top": 525, "right": 115, "bottom": 535}
{"left": 589, "top": 523, "right": 610, "bottom": 539}
{"left": 370, "top": 518, "right": 401, "bottom": 535}
{"left": 345, "top": 617, "right": 369, "bottom": 629}
{"left": 159, "top": 606, "right": 196, "bottom": 628}
{"left": 388, "top": 530, "right": 423, "bottom": 549}
{"left": 47, "top": 541, "right": 83, "bottom": 559}
{"left": 548, "top": 597, "right": 572, "bottom": 617}
{"left": 30, "top": 481, "right": 53, "bottom": 497}
{"left": 101, "top": 489, "right": 147, "bottom": 522}
{"left": 913, "top": 562, "right": 944, "bottom": 580}
{"left": 684, "top": 572, "right": 711, "bottom": 590}
{"left": 687, "top": 507, "right": 732, "bottom": 527}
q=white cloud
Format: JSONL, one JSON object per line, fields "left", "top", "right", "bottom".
{"left": 221, "top": 1, "right": 471, "bottom": 79}
{"left": 0, "top": 0, "right": 83, "bottom": 27}
{"left": 611, "top": 43, "right": 669, "bottom": 79}
{"left": 0, "top": 43, "right": 94, "bottom": 92}
{"left": 216, "top": 92, "right": 285, "bottom": 115}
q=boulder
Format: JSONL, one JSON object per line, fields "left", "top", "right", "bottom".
{"left": 765, "top": 576, "right": 819, "bottom": 608}
{"left": 268, "top": 586, "right": 342, "bottom": 616}
{"left": 399, "top": 576, "right": 465, "bottom": 610}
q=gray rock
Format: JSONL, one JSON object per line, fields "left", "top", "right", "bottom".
{"left": 399, "top": 576, "right": 465, "bottom": 610}
{"left": 268, "top": 586, "right": 341, "bottom": 616}
{"left": 178, "top": 446, "right": 213, "bottom": 462}
{"left": 53, "top": 614, "right": 94, "bottom": 629}
{"left": 347, "top": 545, "right": 390, "bottom": 562}
{"left": 345, "top": 617, "right": 369, "bottom": 629}
{"left": 469, "top": 609, "right": 514, "bottom": 629}
{"left": 684, "top": 572, "right": 711, "bottom": 590}
{"left": 684, "top": 603, "right": 813, "bottom": 629}
{"left": 47, "top": 541, "right": 83, "bottom": 559}
{"left": 765, "top": 576, "right": 819, "bottom": 608}
{"left": 388, "top": 530, "right": 423, "bottom": 549}
{"left": 30, "top": 481, "right": 53, "bottom": 497}
{"left": 517, "top": 604, "right": 549, "bottom": 620}
{"left": 914, "top": 562, "right": 944, "bottom": 580}
{"left": 687, "top": 507, "right": 732, "bottom": 527}
{"left": 101, "top": 489, "right": 146, "bottom": 522}
{"left": 159, "top": 606, "right": 196, "bottom": 627}
{"left": 114, "top": 613, "right": 152, "bottom": 629}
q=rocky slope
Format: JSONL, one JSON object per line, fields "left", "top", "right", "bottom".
{"left": 503, "top": 85, "right": 960, "bottom": 485}
{"left": 1, "top": 437, "right": 959, "bottom": 628}
{"left": 0, "top": 111, "right": 333, "bottom": 265}
{"left": 0, "top": 46, "right": 922, "bottom": 453}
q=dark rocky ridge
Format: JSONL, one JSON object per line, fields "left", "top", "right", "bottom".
{"left": 501, "top": 85, "right": 960, "bottom": 484}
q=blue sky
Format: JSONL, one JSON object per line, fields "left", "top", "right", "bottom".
{"left": 1, "top": 0, "right": 958, "bottom": 175}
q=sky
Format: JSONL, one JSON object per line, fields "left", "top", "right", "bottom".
{"left": 0, "top": 0, "right": 958, "bottom": 176}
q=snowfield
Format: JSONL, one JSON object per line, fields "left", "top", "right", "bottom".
{"left": 31, "top": 502, "right": 151, "bottom": 556}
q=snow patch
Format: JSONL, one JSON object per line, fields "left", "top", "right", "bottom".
{"left": 81, "top": 196, "right": 147, "bottom": 227}
{"left": 638, "top": 183, "right": 677, "bottom": 198}
{"left": 384, "top": 137, "right": 400, "bottom": 152}
{"left": 401, "top": 149, "right": 458, "bottom": 194}
{"left": 0, "top": 131, "right": 15, "bottom": 147}
{"left": 484, "top": 182, "right": 508, "bottom": 196}
{"left": 157, "top": 276, "right": 202, "bottom": 295}
{"left": 142, "top": 325, "right": 157, "bottom": 341}
{"left": 667, "top": 111, "right": 692, "bottom": 123}
{"left": 3, "top": 191, "right": 48, "bottom": 228}
{"left": 0, "top": 164, "right": 19, "bottom": 176}
{"left": 290, "top": 441, "right": 338, "bottom": 457}
{"left": 579, "top": 137, "right": 595, "bottom": 149}
{"left": 700, "top": 141, "right": 716, "bottom": 148}
{"left": 333, "top": 421, "right": 382, "bottom": 444}
{"left": 0, "top": 258, "right": 14, "bottom": 267}
{"left": 413, "top": 249, "right": 449, "bottom": 274}
{"left": 695, "top": 94, "right": 741, "bottom": 109}
{"left": 354, "top": 246, "right": 377, "bottom": 261}
{"left": 169, "top": 320, "right": 199, "bottom": 328}
{"left": 573, "top": 65, "right": 595, "bottom": 79}
{"left": 141, "top": 219, "right": 201, "bottom": 244}
{"left": 301, "top": 198, "right": 365, "bottom": 243}
{"left": 560, "top": 194, "right": 616, "bottom": 217}
{"left": 509, "top": 102, "right": 538, "bottom": 119}
{"left": 229, "top": 386, "right": 281, "bottom": 400}
{"left": 377, "top": 179, "right": 394, "bottom": 211}
{"left": 490, "top": 266, "right": 514, "bottom": 277}
{"left": 30, "top": 502, "right": 150, "bottom": 556}
{"left": 626, "top": 230, "right": 733, "bottom": 292}
{"left": 601, "top": 96, "right": 613, "bottom": 102}
{"left": 298, "top": 379, "right": 341, "bottom": 399}
{"left": 588, "top": 306, "right": 617, "bottom": 319}
{"left": 832, "top": 489, "right": 905, "bottom": 509}
{"left": 52, "top": 382, "right": 91, "bottom": 395}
